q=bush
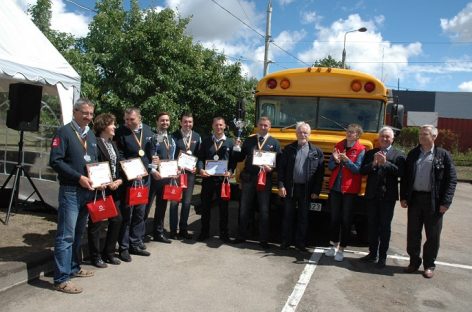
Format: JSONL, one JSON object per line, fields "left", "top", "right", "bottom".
{"left": 436, "top": 129, "right": 459, "bottom": 152}
{"left": 395, "top": 127, "right": 418, "bottom": 149}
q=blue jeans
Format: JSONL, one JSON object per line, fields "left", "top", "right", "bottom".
{"left": 169, "top": 173, "right": 196, "bottom": 233}
{"left": 54, "top": 185, "right": 93, "bottom": 284}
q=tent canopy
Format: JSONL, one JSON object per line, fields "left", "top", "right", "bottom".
{"left": 0, "top": 1, "right": 81, "bottom": 124}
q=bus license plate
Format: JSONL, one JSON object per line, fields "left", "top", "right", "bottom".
{"left": 310, "top": 202, "right": 322, "bottom": 212}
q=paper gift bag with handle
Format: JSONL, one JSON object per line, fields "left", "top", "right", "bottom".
{"left": 163, "top": 178, "right": 182, "bottom": 201}
{"left": 86, "top": 190, "right": 118, "bottom": 223}
{"left": 127, "top": 180, "right": 149, "bottom": 206}
{"left": 220, "top": 177, "right": 231, "bottom": 201}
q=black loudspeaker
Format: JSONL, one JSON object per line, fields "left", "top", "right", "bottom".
{"left": 6, "top": 83, "right": 43, "bottom": 131}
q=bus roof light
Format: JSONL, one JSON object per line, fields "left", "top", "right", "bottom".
{"left": 280, "top": 78, "right": 290, "bottom": 89}
{"left": 267, "top": 78, "right": 277, "bottom": 89}
{"left": 351, "top": 80, "right": 362, "bottom": 92}
{"left": 364, "top": 81, "right": 376, "bottom": 92}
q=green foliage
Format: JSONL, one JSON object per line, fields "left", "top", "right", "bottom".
{"left": 453, "top": 150, "right": 472, "bottom": 166}
{"left": 394, "top": 127, "right": 419, "bottom": 149}
{"left": 313, "top": 55, "right": 345, "bottom": 68}
{"left": 436, "top": 129, "right": 459, "bottom": 152}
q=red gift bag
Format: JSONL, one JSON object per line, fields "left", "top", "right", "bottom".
{"left": 221, "top": 177, "right": 231, "bottom": 201}
{"left": 127, "top": 180, "right": 149, "bottom": 206}
{"left": 86, "top": 190, "right": 118, "bottom": 223}
{"left": 163, "top": 178, "right": 182, "bottom": 201}
{"left": 179, "top": 170, "right": 188, "bottom": 189}
{"left": 257, "top": 168, "right": 266, "bottom": 191}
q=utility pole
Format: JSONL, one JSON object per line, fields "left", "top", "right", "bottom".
{"left": 263, "top": 0, "right": 272, "bottom": 76}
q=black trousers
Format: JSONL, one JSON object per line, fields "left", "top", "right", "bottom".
{"left": 329, "top": 190, "right": 355, "bottom": 248}
{"left": 148, "top": 178, "right": 170, "bottom": 237}
{"left": 366, "top": 198, "right": 396, "bottom": 260}
{"left": 200, "top": 178, "right": 229, "bottom": 236}
{"left": 238, "top": 173, "right": 271, "bottom": 242}
{"left": 87, "top": 198, "right": 123, "bottom": 259}
{"left": 407, "top": 191, "right": 443, "bottom": 269}
{"left": 282, "top": 184, "right": 309, "bottom": 247}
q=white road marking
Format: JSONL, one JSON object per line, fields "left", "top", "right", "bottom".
{"left": 282, "top": 246, "right": 472, "bottom": 312}
{"left": 281, "top": 248, "right": 324, "bottom": 312}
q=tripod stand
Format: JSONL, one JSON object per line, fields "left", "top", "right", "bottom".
{"left": 1, "top": 130, "right": 48, "bottom": 225}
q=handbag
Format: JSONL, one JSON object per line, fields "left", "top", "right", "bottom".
{"left": 257, "top": 168, "right": 267, "bottom": 191}
{"left": 127, "top": 179, "right": 149, "bottom": 206}
{"left": 179, "top": 169, "right": 188, "bottom": 189}
{"left": 220, "top": 176, "right": 231, "bottom": 201}
{"left": 163, "top": 178, "right": 183, "bottom": 201}
{"left": 86, "top": 190, "right": 118, "bottom": 223}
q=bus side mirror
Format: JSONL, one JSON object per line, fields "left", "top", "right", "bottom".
{"left": 387, "top": 102, "right": 404, "bottom": 130}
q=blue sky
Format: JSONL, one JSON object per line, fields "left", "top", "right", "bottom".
{"left": 14, "top": 0, "right": 472, "bottom": 92}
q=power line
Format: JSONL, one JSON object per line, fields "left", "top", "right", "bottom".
{"left": 63, "top": 0, "right": 97, "bottom": 13}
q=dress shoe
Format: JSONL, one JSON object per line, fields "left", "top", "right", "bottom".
{"left": 169, "top": 231, "right": 178, "bottom": 240}
{"left": 179, "top": 231, "right": 193, "bottom": 240}
{"left": 92, "top": 257, "right": 108, "bottom": 268}
{"left": 233, "top": 238, "right": 247, "bottom": 245}
{"left": 359, "top": 253, "right": 378, "bottom": 263}
{"left": 154, "top": 234, "right": 172, "bottom": 244}
{"left": 423, "top": 267, "right": 435, "bottom": 278}
{"left": 197, "top": 233, "right": 209, "bottom": 241}
{"left": 280, "top": 242, "right": 290, "bottom": 250}
{"left": 103, "top": 254, "right": 121, "bottom": 265}
{"left": 119, "top": 250, "right": 132, "bottom": 262}
{"left": 138, "top": 242, "right": 147, "bottom": 250}
{"left": 403, "top": 265, "right": 419, "bottom": 273}
{"left": 129, "top": 247, "right": 151, "bottom": 256}
{"left": 296, "top": 245, "right": 308, "bottom": 252}
{"left": 376, "top": 258, "right": 386, "bottom": 269}
{"left": 219, "top": 234, "right": 233, "bottom": 244}
{"left": 259, "top": 241, "right": 271, "bottom": 249}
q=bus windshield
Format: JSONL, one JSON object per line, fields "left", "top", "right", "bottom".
{"left": 258, "top": 96, "right": 384, "bottom": 132}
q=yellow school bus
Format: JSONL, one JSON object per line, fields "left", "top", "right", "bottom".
{"left": 251, "top": 67, "right": 401, "bottom": 238}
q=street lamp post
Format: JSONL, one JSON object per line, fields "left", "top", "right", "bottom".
{"left": 341, "top": 27, "right": 367, "bottom": 69}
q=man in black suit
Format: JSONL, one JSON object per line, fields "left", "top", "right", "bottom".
{"left": 114, "top": 107, "right": 152, "bottom": 261}
{"left": 233, "top": 117, "right": 281, "bottom": 248}
{"left": 197, "top": 117, "right": 236, "bottom": 243}
{"left": 359, "top": 126, "right": 405, "bottom": 268}
{"left": 400, "top": 124, "right": 457, "bottom": 278}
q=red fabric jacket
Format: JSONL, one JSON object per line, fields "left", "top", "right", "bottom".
{"left": 328, "top": 140, "right": 365, "bottom": 194}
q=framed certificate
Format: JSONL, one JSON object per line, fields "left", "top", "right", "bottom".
{"left": 120, "top": 157, "right": 148, "bottom": 180}
{"left": 252, "top": 150, "right": 277, "bottom": 167}
{"left": 205, "top": 160, "right": 228, "bottom": 176}
{"left": 177, "top": 152, "right": 198, "bottom": 171}
{"left": 159, "top": 160, "right": 179, "bottom": 178}
{"left": 86, "top": 162, "right": 113, "bottom": 188}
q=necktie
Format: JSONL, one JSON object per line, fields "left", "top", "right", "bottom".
{"left": 259, "top": 136, "right": 264, "bottom": 144}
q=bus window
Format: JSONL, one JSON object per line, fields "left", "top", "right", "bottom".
{"left": 261, "top": 103, "right": 275, "bottom": 121}
{"left": 318, "top": 98, "right": 383, "bottom": 132}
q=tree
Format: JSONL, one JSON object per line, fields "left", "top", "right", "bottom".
{"left": 312, "top": 55, "right": 345, "bottom": 68}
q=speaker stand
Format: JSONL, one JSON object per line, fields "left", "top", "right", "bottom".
{"left": 1, "top": 130, "right": 51, "bottom": 225}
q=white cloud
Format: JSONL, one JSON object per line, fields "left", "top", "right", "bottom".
{"left": 14, "top": 0, "right": 90, "bottom": 38}
{"left": 458, "top": 81, "right": 472, "bottom": 91}
{"left": 440, "top": 2, "right": 472, "bottom": 41}
{"left": 297, "top": 14, "right": 422, "bottom": 85}
{"left": 278, "top": 0, "right": 295, "bottom": 6}
{"left": 301, "top": 11, "right": 318, "bottom": 24}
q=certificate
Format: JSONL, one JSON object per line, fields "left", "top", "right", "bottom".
{"left": 86, "top": 162, "right": 113, "bottom": 188}
{"left": 159, "top": 160, "right": 179, "bottom": 178}
{"left": 120, "top": 158, "right": 148, "bottom": 180}
{"left": 177, "top": 152, "right": 198, "bottom": 171}
{"left": 205, "top": 160, "right": 228, "bottom": 176}
{"left": 252, "top": 150, "right": 277, "bottom": 167}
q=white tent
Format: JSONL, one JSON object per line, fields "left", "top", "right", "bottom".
{"left": 0, "top": 0, "right": 81, "bottom": 124}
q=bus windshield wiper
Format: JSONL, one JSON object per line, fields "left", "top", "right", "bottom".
{"left": 319, "top": 115, "right": 347, "bottom": 131}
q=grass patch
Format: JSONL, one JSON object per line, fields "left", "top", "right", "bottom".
{"left": 456, "top": 166, "right": 472, "bottom": 181}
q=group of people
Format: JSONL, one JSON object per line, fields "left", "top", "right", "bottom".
{"left": 49, "top": 98, "right": 457, "bottom": 294}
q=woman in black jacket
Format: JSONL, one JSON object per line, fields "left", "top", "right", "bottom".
{"left": 87, "top": 113, "right": 124, "bottom": 267}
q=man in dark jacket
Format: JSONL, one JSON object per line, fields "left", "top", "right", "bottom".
{"left": 114, "top": 107, "right": 153, "bottom": 261}
{"left": 400, "top": 124, "right": 457, "bottom": 278}
{"left": 233, "top": 117, "right": 281, "bottom": 248}
{"left": 278, "top": 122, "right": 324, "bottom": 251}
{"left": 359, "top": 126, "right": 405, "bottom": 268}
{"left": 49, "top": 98, "right": 98, "bottom": 294}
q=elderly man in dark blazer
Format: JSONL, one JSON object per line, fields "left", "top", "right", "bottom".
{"left": 360, "top": 126, "right": 405, "bottom": 268}
{"left": 400, "top": 124, "right": 457, "bottom": 278}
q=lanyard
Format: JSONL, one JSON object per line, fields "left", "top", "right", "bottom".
{"left": 131, "top": 128, "right": 143, "bottom": 150}
{"left": 213, "top": 139, "right": 224, "bottom": 153}
{"left": 71, "top": 125, "right": 88, "bottom": 155}
{"left": 183, "top": 131, "right": 192, "bottom": 152}
{"left": 257, "top": 135, "right": 269, "bottom": 151}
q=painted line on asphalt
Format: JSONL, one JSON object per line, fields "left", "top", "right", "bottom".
{"left": 342, "top": 248, "right": 472, "bottom": 271}
{"left": 281, "top": 248, "right": 324, "bottom": 312}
